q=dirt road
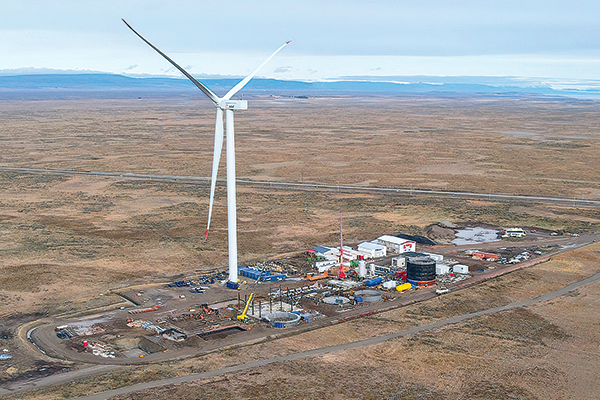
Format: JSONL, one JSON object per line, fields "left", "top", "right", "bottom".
{"left": 0, "top": 365, "right": 122, "bottom": 397}
{"left": 67, "top": 270, "right": 600, "bottom": 400}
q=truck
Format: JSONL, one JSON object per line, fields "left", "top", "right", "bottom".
{"left": 501, "top": 228, "right": 526, "bottom": 238}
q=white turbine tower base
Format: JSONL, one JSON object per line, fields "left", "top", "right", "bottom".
{"left": 123, "top": 19, "right": 290, "bottom": 286}
{"left": 225, "top": 108, "right": 238, "bottom": 283}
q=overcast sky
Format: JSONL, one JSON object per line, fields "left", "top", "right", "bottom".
{"left": 2, "top": 0, "right": 600, "bottom": 82}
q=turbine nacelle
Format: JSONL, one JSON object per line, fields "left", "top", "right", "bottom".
{"left": 218, "top": 100, "right": 248, "bottom": 110}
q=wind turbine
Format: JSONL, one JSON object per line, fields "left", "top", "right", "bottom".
{"left": 122, "top": 19, "right": 290, "bottom": 286}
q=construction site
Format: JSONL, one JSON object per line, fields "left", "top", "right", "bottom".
{"left": 23, "top": 222, "right": 588, "bottom": 367}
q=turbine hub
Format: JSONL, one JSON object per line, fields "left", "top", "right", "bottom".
{"left": 218, "top": 100, "right": 248, "bottom": 110}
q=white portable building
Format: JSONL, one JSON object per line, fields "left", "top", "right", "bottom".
{"left": 315, "top": 260, "right": 337, "bottom": 273}
{"left": 391, "top": 256, "right": 407, "bottom": 269}
{"left": 422, "top": 252, "right": 443, "bottom": 262}
{"left": 376, "top": 235, "right": 416, "bottom": 254}
{"left": 340, "top": 246, "right": 363, "bottom": 261}
{"left": 453, "top": 264, "right": 469, "bottom": 274}
{"left": 357, "top": 241, "right": 387, "bottom": 258}
{"left": 436, "top": 264, "right": 451, "bottom": 275}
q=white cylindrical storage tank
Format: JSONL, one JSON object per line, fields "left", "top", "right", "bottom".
{"left": 358, "top": 260, "right": 367, "bottom": 277}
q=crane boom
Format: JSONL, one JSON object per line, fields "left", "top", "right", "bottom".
{"left": 237, "top": 293, "right": 255, "bottom": 321}
{"left": 237, "top": 271, "right": 263, "bottom": 321}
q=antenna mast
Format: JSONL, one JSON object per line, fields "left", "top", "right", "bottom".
{"left": 338, "top": 211, "right": 346, "bottom": 279}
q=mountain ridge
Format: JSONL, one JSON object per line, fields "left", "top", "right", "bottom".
{"left": 0, "top": 73, "right": 598, "bottom": 99}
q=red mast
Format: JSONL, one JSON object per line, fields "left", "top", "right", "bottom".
{"left": 338, "top": 211, "right": 346, "bottom": 279}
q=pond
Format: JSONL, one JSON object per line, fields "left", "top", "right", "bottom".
{"left": 452, "top": 227, "right": 500, "bottom": 245}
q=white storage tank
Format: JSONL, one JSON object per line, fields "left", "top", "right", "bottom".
{"left": 453, "top": 264, "right": 469, "bottom": 274}
{"left": 358, "top": 260, "right": 367, "bottom": 278}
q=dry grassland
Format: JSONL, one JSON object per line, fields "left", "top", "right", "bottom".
{"left": 1, "top": 95, "right": 600, "bottom": 397}
{"left": 1, "top": 96, "right": 600, "bottom": 197}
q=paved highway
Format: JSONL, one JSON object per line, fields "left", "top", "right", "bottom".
{"left": 68, "top": 269, "right": 600, "bottom": 400}
{"left": 1, "top": 166, "right": 599, "bottom": 208}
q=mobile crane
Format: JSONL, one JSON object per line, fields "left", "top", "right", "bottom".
{"left": 237, "top": 271, "right": 263, "bottom": 321}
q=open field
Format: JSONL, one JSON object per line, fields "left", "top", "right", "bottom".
{"left": 1, "top": 94, "right": 600, "bottom": 397}
{"left": 2, "top": 95, "right": 600, "bottom": 198}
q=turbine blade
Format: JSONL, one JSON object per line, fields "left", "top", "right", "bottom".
{"left": 223, "top": 40, "right": 291, "bottom": 101}
{"left": 205, "top": 108, "right": 224, "bottom": 240}
{"left": 122, "top": 19, "right": 220, "bottom": 104}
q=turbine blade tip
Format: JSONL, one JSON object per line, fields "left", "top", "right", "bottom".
{"left": 204, "top": 229, "right": 209, "bottom": 241}
{"left": 286, "top": 40, "right": 292, "bottom": 44}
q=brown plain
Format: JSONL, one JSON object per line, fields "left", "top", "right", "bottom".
{"left": 1, "top": 95, "right": 600, "bottom": 399}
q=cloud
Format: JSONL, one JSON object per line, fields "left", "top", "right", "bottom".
{"left": 125, "top": 64, "right": 138, "bottom": 71}
{"left": 274, "top": 66, "right": 293, "bottom": 73}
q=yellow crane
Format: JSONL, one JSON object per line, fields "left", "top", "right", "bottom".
{"left": 237, "top": 293, "right": 255, "bottom": 321}
{"left": 237, "top": 271, "right": 263, "bottom": 321}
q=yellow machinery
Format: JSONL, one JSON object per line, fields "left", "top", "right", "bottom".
{"left": 237, "top": 293, "right": 255, "bottom": 321}
{"left": 396, "top": 282, "right": 412, "bottom": 292}
{"left": 237, "top": 272, "right": 263, "bottom": 321}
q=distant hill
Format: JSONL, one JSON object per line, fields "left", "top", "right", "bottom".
{"left": 0, "top": 73, "right": 598, "bottom": 99}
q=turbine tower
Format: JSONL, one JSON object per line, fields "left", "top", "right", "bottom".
{"left": 123, "top": 19, "right": 290, "bottom": 286}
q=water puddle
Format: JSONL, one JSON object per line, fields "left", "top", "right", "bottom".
{"left": 452, "top": 227, "right": 500, "bottom": 245}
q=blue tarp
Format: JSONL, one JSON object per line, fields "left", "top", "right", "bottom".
{"left": 238, "top": 267, "right": 286, "bottom": 282}
{"left": 364, "top": 277, "right": 383, "bottom": 287}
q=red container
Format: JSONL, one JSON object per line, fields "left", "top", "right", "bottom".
{"left": 395, "top": 270, "right": 407, "bottom": 280}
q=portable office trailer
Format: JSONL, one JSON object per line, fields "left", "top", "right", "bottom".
{"left": 376, "top": 235, "right": 416, "bottom": 254}
{"left": 453, "top": 264, "right": 469, "bottom": 274}
{"left": 357, "top": 241, "right": 387, "bottom": 258}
